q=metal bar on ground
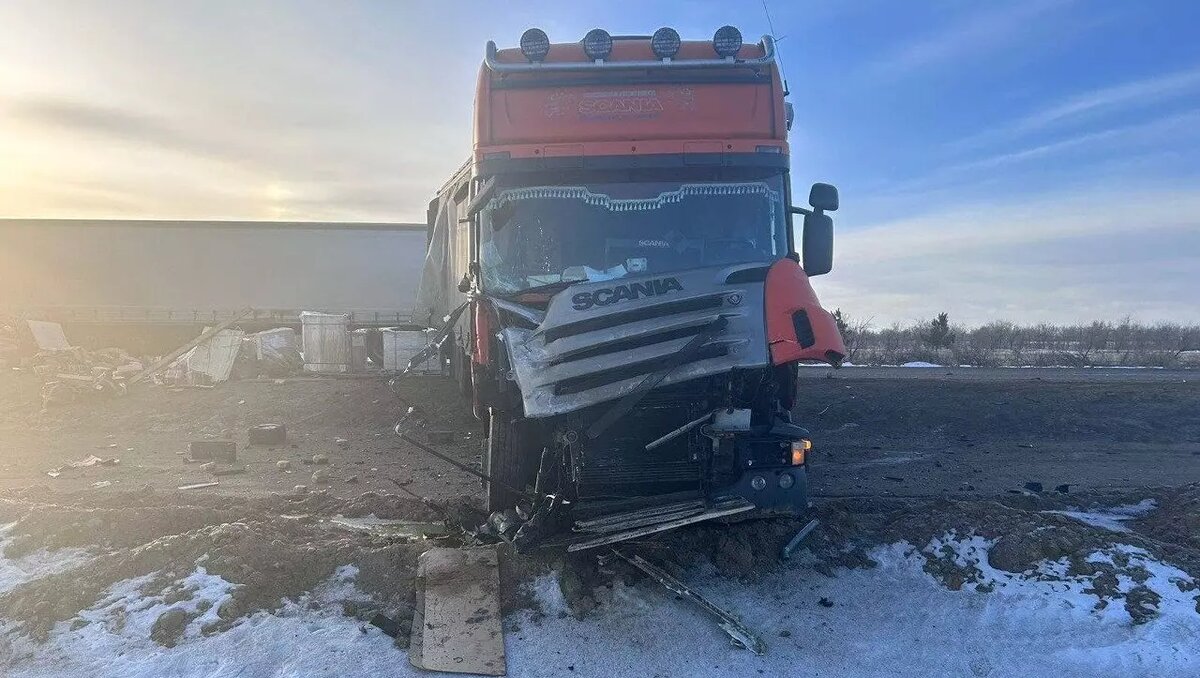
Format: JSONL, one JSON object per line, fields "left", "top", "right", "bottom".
{"left": 613, "top": 549, "right": 766, "bottom": 655}
{"left": 781, "top": 519, "right": 820, "bottom": 560}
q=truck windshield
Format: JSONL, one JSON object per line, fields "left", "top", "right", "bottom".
{"left": 479, "top": 176, "right": 788, "bottom": 294}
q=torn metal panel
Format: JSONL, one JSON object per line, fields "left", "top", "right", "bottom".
{"left": 409, "top": 546, "right": 506, "bottom": 676}
{"left": 489, "top": 297, "right": 545, "bottom": 326}
{"left": 179, "top": 328, "right": 244, "bottom": 383}
{"left": 500, "top": 263, "right": 771, "bottom": 418}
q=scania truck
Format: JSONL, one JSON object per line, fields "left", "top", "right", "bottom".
{"left": 415, "top": 26, "right": 846, "bottom": 542}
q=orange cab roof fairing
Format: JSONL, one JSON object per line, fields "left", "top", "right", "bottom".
{"left": 473, "top": 37, "right": 788, "bottom": 163}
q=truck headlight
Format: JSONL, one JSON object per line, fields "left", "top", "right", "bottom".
{"left": 751, "top": 475, "right": 767, "bottom": 491}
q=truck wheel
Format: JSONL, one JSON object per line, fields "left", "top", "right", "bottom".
{"left": 484, "top": 408, "right": 533, "bottom": 513}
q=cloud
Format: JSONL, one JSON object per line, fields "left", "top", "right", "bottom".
{"left": 819, "top": 186, "right": 1200, "bottom": 325}
{"left": 868, "top": 109, "right": 1200, "bottom": 199}
{"left": 861, "top": 0, "right": 1073, "bottom": 79}
{"left": 949, "top": 65, "right": 1200, "bottom": 152}
{"left": 4, "top": 97, "right": 223, "bottom": 158}
{"left": 1, "top": 93, "right": 460, "bottom": 221}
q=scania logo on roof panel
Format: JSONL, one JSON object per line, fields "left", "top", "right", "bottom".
{"left": 571, "top": 277, "right": 684, "bottom": 311}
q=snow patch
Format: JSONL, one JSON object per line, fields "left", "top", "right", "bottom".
{"left": 2, "top": 534, "right": 1197, "bottom": 677}
{"left": 1045, "top": 499, "right": 1158, "bottom": 533}
{"left": 503, "top": 536, "right": 1200, "bottom": 677}
{"left": 0, "top": 522, "right": 91, "bottom": 595}
{"left": 0, "top": 562, "right": 419, "bottom": 678}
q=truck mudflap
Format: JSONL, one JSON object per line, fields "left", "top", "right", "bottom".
{"left": 764, "top": 257, "right": 846, "bottom": 366}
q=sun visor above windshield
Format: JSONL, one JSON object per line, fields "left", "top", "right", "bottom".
{"left": 475, "top": 75, "right": 786, "bottom": 158}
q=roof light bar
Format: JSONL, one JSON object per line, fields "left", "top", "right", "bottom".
{"left": 582, "top": 28, "right": 613, "bottom": 61}
{"left": 712, "top": 25, "right": 743, "bottom": 58}
{"left": 651, "top": 27, "right": 681, "bottom": 59}
{"left": 484, "top": 34, "right": 776, "bottom": 73}
{"left": 519, "top": 28, "right": 550, "bottom": 63}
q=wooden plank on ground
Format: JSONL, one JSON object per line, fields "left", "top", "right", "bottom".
{"left": 409, "top": 546, "right": 505, "bottom": 676}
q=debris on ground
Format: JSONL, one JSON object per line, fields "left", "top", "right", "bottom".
{"left": 409, "top": 546, "right": 505, "bottom": 676}
{"left": 45, "top": 455, "right": 120, "bottom": 478}
{"left": 25, "top": 320, "right": 72, "bottom": 352}
{"left": 248, "top": 423, "right": 288, "bottom": 445}
{"left": 187, "top": 441, "right": 237, "bottom": 462}
{"left": 780, "top": 519, "right": 820, "bottom": 560}
{"left": 176, "top": 481, "right": 219, "bottom": 491}
{"left": 368, "top": 612, "right": 404, "bottom": 638}
{"left": 613, "top": 549, "right": 765, "bottom": 655}
{"left": 247, "top": 328, "right": 303, "bottom": 377}
{"left": 132, "top": 308, "right": 255, "bottom": 386}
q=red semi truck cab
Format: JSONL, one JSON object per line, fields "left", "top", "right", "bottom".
{"left": 419, "top": 27, "right": 845, "bottom": 524}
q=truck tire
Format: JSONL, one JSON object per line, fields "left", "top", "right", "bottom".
{"left": 484, "top": 408, "right": 533, "bottom": 513}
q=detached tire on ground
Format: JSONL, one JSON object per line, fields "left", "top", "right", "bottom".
{"left": 483, "top": 408, "right": 536, "bottom": 513}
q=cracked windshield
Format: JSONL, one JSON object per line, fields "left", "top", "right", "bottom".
{"left": 480, "top": 177, "right": 787, "bottom": 293}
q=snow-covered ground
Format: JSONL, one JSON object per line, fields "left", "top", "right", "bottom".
{"left": 2, "top": 532, "right": 1196, "bottom": 678}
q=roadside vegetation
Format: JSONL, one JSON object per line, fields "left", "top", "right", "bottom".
{"left": 832, "top": 311, "right": 1200, "bottom": 368}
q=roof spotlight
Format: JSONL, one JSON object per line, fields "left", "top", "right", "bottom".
{"left": 651, "top": 27, "right": 681, "bottom": 59}
{"left": 712, "top": 25, "right": 743, "bottom": 58}
{"left": 582, "top": 28, "right": 613, "bottom": 61}
{"left": 519, "top": 28, "right": 550, "bottom": 63}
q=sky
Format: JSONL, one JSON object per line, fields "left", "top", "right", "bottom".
{"left": 1, "top": 0, "right": 1198, "bottom": 325}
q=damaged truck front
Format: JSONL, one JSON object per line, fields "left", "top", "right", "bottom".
{"left": 415, "top": 27, "right": 846, "bottom": 536}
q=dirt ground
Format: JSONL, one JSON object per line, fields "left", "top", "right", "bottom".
{"left": 0, "top": 372, "right": 482, "bottom": 501}
{"left": 1, "top": 365, "right": 1198, "bottom": 657}
{"left": 795, "top": 366, "right": 1200, "bottom": 498}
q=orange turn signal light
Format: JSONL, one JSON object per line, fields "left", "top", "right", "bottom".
{"left": 791, "top": 439, "right": 811, "bottom": 465}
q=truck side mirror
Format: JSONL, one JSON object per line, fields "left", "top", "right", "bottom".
{"left": 802, "top": 212, "right": 834, "bottom": 276}
{"left": 809, "top": 182, "right": 838, "bottom": 212}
